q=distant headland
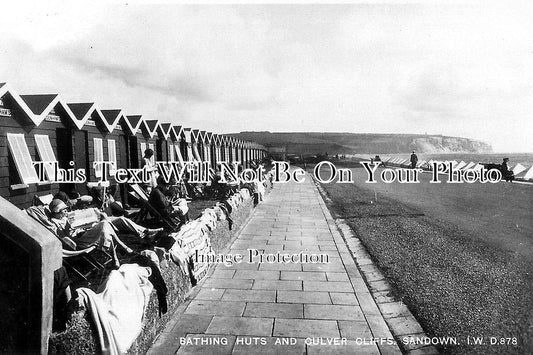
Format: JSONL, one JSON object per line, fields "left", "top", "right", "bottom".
{"left": 229, "top": 132, "right": 492, "bottom": 155}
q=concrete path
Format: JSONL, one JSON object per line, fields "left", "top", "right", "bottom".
{"left": 148, "top": 176, "right": 402, "bottom": 355}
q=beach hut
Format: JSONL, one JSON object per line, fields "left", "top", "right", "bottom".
{"left": 141, "top": 119, "right": 159, "bottom": 163}
{"left": 0, "top": 84, "right": 79, "bottom": 208}
{"left": 182, "top": 128, "right": 195, "bottom": 162}
{"left": 77, "top": 108, "right": 122, "bottom": 190}
{"left": 221, "top": 135, "right": 228, "bottom": 164}
{"left": 166, "top": 125, "right": 177, "bottom": 163}
{"left": 120, "top": 115, "right": 144, "bottom": 169}
{"left": 156, "top": 122, "right": 173, "bottom": 163}
{"left": 205, "top": 132, "right": 216, "bottom": 168}
{"left": 205, "top": 131, "right": 213, "bottom": 165}
{"left": 93, "top": 109, "right": 129, "bottom": 204}
{"left": 191, "top": 129, "right": 203, "bottom": 162}
{"left": 171, "top": 125, "right": 187, "bottom": 165}
{"left": 244, "top": 141, "right": 251, "bottom": 168}
{"left": 235, "top": 139, "right": 243, "bottom": 167}
{"left": 211, "top": 133, "right": 220, "bottom": 166}
{"left": 230, "top": 137, "right": 238, "bottom": 162}
{"left": 62, "top": 102, "right": 98, "bottom": 194}
{"left": 199, "top": 130, "right": 209, "bottom": 163}
{"left": 226, "top": 136, "right": 233, "bottom": 163}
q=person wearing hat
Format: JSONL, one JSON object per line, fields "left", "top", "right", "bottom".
{"left": 53, "top": 191, "right": 93, "bottom": 211}
{"left": 49, "top": 198, "right": 114, "bottom": 249}
{"left": 50, "top": 196, "right": 162, "bottom": 243}
{"left": 148, "top": 175, "right": 189, "bottom": 226}
{"left": 49, "top": 199, "right": 71, "bottom": 237}
{"left": 501, "top": 158, "right": 514, "bottom": 182}
{"left": 410, "top": 151, "right": 418, "bottom": 169}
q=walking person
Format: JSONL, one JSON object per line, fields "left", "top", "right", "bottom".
{"left": 501, "top": 157, "right": 514, "bottom": 182}
{"left": 410, "top": 151, "right": 418, "bottom": 169}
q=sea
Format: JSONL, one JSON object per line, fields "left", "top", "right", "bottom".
{"left": 368, "top": 153, "right": 533, "bottom": 167}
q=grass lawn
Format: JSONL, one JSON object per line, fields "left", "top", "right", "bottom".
{"left": 318, "top": 167, "right": 533, "bottom": 354}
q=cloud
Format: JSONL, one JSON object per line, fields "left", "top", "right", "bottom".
{"left": 0, "top": 3, "right": 532, "bottom": 152}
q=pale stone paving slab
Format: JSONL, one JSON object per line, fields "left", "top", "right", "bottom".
{"left": 195, "top": 289, "right": 226, "bottom": 301}
{"left": 277, "top": 290, "right": 332, "bottom": 305}
{"left": 252, "top": 279, "right": 303, "bottom": 291}
{"left": 222, "top": 289, "right": 276, "bottom": 303}
{"left": 233, "top": 270, "right": 280, "bottom": 280}
{"left": 148, "top": 175, "right": 402, "bottom": 354}
{"left": 186, "top": 300, "right": 246, "bottom": 317}
{"left": 244, "top": 302, "right": 304, "bottom": 319}
{"left": 304, "top": 304, "right": 365, "bottom": 321}
{"left": 273, "top": 318, "right": 340, "bottom": 338}
{"left": 329, "top": 292, "right": 359, "bottom": 305}
{"left": 206, "top": 316, "right": 274, "bottom": 336}
{"left": 281, "top": 271, "right": 327, "bottom": 281}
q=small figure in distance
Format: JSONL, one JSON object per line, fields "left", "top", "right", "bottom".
{"left": 375, "top": 155, "right": 385, "bottom": 168}
{"left": 500, "top": 157, "right": 514, "bottom": 182}
{"left": 410, "top": 151, "right": 418, "bottom": 169}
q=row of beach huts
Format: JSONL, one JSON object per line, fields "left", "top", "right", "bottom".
{"left": 353, "top": 154, "right": 533, "bottom": 182}
{"left": 0, "top": 82, "right": 267, "bottom": 209}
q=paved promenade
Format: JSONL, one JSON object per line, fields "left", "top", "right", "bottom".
{"left": 148, "top": 176, "right": 402, "bottom": 354}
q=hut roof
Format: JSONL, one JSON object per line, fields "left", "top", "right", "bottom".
{"left": 158, "top": 122, "right": 172, "bottom": 139}
{"left": 99, "top": 109, "right": 123, "bottom": 131}
{"left": 183, "top": 128, "right": 192, "bottom": 143}
{"left": 171, "top": 125, "right": 184, "bottom": 141}
{"left": 66, "top": 103, "right": 95, "bottom": 129}
{"left": 19, "top": 94, "right": 58, "bottom": 115}
{"left": 141, "top": 119, "right": 159, "bottom": 138}
{"left": 17, "top": 93, "right": 77, "bottom": 127}
{"left": 122, "top": 115, "right": 143, "bottom": 135}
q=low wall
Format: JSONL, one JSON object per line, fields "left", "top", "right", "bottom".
{"left": 49, "top": 197, "right": 255, "bottom": 354}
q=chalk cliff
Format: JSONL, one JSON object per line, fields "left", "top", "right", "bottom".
{"left": 229, "top": 132, "right": 493, "bottom": 155}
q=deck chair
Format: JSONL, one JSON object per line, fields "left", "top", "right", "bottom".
{"left": 130, "top": 184, "right": 181, "bottom": 231}
{"left": 24, "top": 206, "right": 123, "bottom": 281}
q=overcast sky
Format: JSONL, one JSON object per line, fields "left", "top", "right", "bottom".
{"left": 1, "top": 1, "right": 532, "bottom": 152}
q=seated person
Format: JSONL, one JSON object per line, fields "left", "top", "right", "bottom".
{"left": 53, "top": 191, "right": 93, "bottom": 211}
{"left": 148, "top": 176, "right": 189, "bottom": 225}
{"left": 48, "top": 199, "right": 162, "bottom": 250}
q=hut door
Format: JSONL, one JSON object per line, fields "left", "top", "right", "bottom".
{"left": 72, "top": 130, "right": 89, "bottom": 194}
{"left": 156, "top": 139, "right": 163, "bottom": 161}
{"left": 56, "top": 128, "right": 73, "bottom": 192}
{"left": 118, "top": 136, "right": 128, "bottom": 205}
{"left": 128, "top": 136, "right": 139, "bottom": 169}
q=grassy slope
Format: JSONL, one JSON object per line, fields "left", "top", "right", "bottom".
{"left": 320, "top": 179, "right": 532, "bottom": 354}
{"left": 230, "top": 132, "right": 492, "bottom": 155}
